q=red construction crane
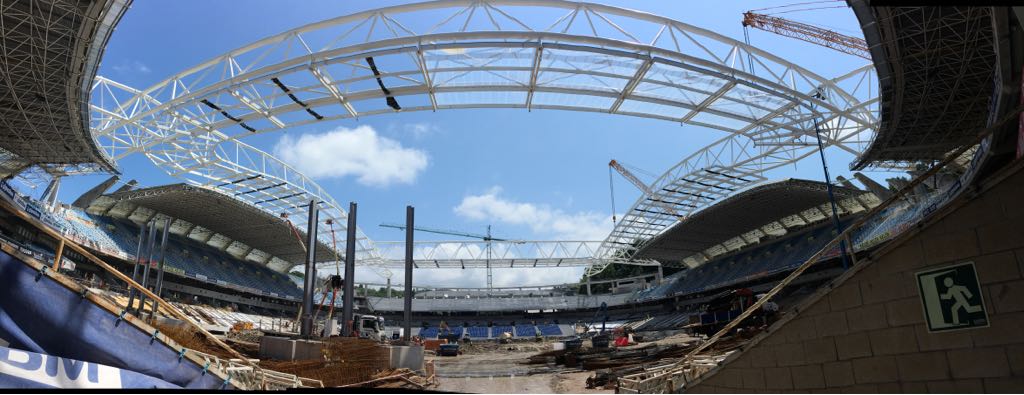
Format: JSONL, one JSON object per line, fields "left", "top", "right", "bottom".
{"left": 741, "top": 11, "right": 871, "bottom": 60}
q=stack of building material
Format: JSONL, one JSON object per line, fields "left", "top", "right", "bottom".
{"left": 260, "top": 337, "right": 391, "bottom": 387}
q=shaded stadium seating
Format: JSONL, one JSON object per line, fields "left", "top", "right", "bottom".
{"left": 514, "top": 324, "right": 537, "bottom": 337}
{"left": 419, "top": 327, "right": 438, "bottom": 338}
{"left": 491, "top": 325, "right": 514, "bottom": 337}
{"left": 537, "top": 324, "right": 562, "bottom": 336}
{"left": 635, "top": 221, "right": 852, "bottom": 303}
{"left": 49, "top": 207, "right": 304, "bottom": 299}
{"left": 466, "top": 326, "right": 489, "bottom": 338}
{"left": 634, "top": 312, "right": 693, "bottom": 331}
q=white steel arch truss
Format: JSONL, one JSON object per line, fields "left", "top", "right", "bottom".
{"left": 89, "top": 0, "right": 878, "bottom": 276}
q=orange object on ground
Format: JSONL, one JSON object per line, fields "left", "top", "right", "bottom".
{"left": 422, "top": 339, "right": 448, "bottom": 351}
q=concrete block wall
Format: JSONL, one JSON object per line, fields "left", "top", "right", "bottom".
{"left": 688, "top": 163, "right": 1024, "bottom": 393}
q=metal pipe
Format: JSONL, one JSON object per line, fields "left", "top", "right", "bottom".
{"left": 125, "top": 223, "right": 147, "bottom": 311}
{"left": 812, "top": 117, "right": 851, "bottom": 269}
{"left": 300, "top": 200, "right": 319, "bottom": 338}
{"left": 149, "top": 218, "right": 172, "bottom": 319}
{"left": 341, "top": 202, "right": 357, "bottom": 337}
{"left": 403, "top": 205, "right": 414, "bottom": 342}
{"left": 136, "top": 220, "right": 158, "bottom": 313}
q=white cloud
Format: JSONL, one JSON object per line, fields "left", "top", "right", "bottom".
{"left": 453, "top": 187, "right": 612, "bottom": 240}
{"left": 112, "top": 60, "right": 150, "bottom": 74}
{"left": 273, "top": 125, "right": 428, "bottom": 187}
{"left": 403, "top": 122, "right": 439, "bottom": 139}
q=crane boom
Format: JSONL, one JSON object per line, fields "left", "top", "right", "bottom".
{"left": 741, "top": 11, "right": 871, "bottom": 60}
{"left": 608, "top": 160, "right": 683, "bottom": 220}
{"left": 379, "top": 223, "right": 508, "bottom": 241}
{"left": 380, "top": 223, "right": 507, "bottom": 291}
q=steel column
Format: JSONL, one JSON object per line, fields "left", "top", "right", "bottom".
{"left": 135, "top": 220, "right": 158, "bottom": 313}
{"left": 403, "top": 205, "right": 414, "bottom": 342}
{"left": 149, "top": 219, "right": 171, "bottom": 319}
{"left": 341, "top": 202, "right": 357, "bottom": 337}
{"left": 125, "top": 222, "right": 147, "bottom": 310}
{"left": 300, "top": 200, "right": 319, "bottom": 338}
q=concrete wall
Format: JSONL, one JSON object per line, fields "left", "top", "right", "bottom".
{"left": 688, "top": 162, "right": 1024, "bottom": 393}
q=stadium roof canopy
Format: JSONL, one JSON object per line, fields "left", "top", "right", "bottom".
{"left": 849, "top": 4, "right": 996, "bottom": 169}
{"left": 0, "top": 0, "right": 129, "bottom": 176}
{"left": 87, "top": 0, "right": 880, "bottom": 276}
{"left": 87, "top": 183, "right": 336, "bottom": 271}
{"left": 633, "top": 178, "right": 877, "bottom": 267}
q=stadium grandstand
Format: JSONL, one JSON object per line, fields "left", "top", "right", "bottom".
{"left": 1, "top": 0, "right": 1023, "bottom": 392}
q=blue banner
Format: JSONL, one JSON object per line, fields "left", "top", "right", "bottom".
{"left": 0, "top": 346, "right": 179, "bottom": 389}
{"left": 0, "top": 249, "right": 233, "bottom": 389}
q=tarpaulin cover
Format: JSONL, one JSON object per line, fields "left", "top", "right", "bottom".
{"left": 0, "top": 345, "right": 178, "bottom": 389}
{"left": 0, "top": 249, "right": 232, "bottom": 389}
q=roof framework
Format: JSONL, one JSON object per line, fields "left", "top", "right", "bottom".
{"left": 0, "top": 0, "right": 128, "bottom": 175}
{"left": 849, "top": 5, "right": 996, "bottom": 169}
{"left": 368, "top": 240, "right": 618, "bottom": 269}
{"left": 633, "top": 178, "right": 879, "bottom": 267}
{"left": 87, "top": 0, "right": 879, "bottom": 276}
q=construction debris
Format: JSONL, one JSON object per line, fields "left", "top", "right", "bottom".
{"left": 226, "top": 328, "right": 263, "bottom": 343}
{"left": 339, "top": 368, "right": 438, "bottom": 390}
{"left": 522, "top": 330, "right": 758, "bottom": 392}
{"left": 259, "top": 337, "right": 392, "bottom": 387}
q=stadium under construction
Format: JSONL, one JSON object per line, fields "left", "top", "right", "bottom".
{"left": 0, "top": 0, "right": 1023, "bottom": 392}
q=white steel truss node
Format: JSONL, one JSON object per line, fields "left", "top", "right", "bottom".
{"left": 89, "top": 0, "right": 878, "bottom": 276}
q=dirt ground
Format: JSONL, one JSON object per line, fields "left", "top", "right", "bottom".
{"left": 435, "top": 371, "right": 612, "bottom": 394}
{"left": 431, "top": 333, "right": 700, "bottom": 393}
{"left": 432, "top": 341, "right": 616, "bottom": 394}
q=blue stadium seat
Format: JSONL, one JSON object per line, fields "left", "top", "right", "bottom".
{"left": 537, "top": 324, "right": 561, "bottom": 336}
{"left": 419, "top": 327, "right": 438, "bottom": 338}
{"left": 514, "top": 324, "right": 537, "bottom": 337}
{"left": 467, "top": 326, "right": 489, "bottom": 338}
{"left": 491, "top": 325, "right": 513, "bottom": 337}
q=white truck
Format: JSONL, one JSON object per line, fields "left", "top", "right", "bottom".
{"left": 324, "top": 314, "right": 387, "bottom": 342}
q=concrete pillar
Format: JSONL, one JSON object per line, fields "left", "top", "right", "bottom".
{"left": 403, "top": 205, "right": 414, "bottom": 342}
{"left": 386, "top": 278, "right": 392, "bottom": 298}
{"left": 41, "top": 176, "right": 60, "bottom": 209}
{"left": 72, "top": 175, "right": 118, "bottom": 209}
{"left": 341, "top": 202, "right": 357, "bottom": 337}
{"left": 657, "top": 263, "right": 664, "bottom": 284}
{"left": 586, "top": 277, "right": 592, "bottom": 296}
{"left": 300, "top": 200, "right": 319, "bottom": 338}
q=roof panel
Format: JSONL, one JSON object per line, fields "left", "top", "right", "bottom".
{"left": 633, "top": 178, "right": 865, "bottom": 263}
{"left": 850, "top": 5, "right": 996, "bottom": 168}
{"left": 88, "top": 184, "right": 335, "bottom": 267}
{"left": 1, "top": 0, "right": 129, "bottom": 169}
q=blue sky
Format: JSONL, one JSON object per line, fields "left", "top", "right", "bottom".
{"left": 49, "top": 0, "right": 882, "bottom": 287}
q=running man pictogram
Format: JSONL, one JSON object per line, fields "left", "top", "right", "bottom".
{"left": 916, "top": 262, "right": 988, "bottom": 332}
{"left": 939, "top": 277, "right": 982, "bottom": 325}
